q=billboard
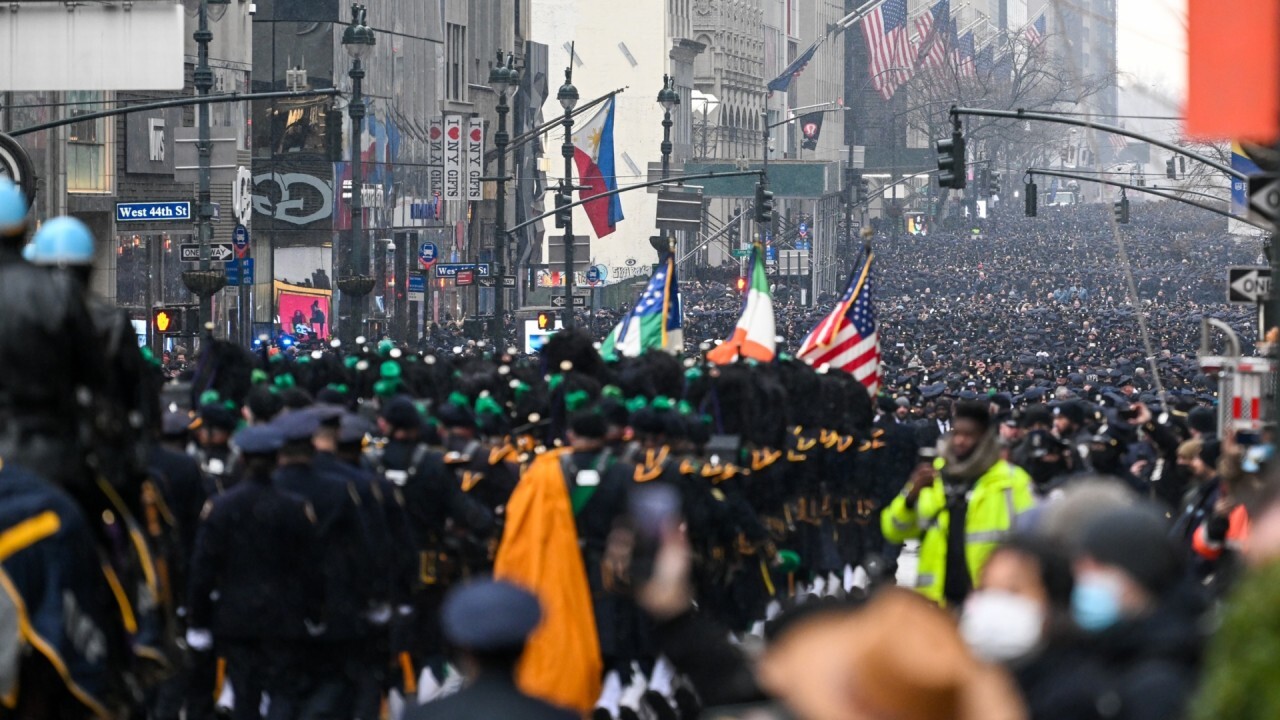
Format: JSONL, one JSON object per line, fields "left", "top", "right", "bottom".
{"left": 275, "top": 282, "right": 332, "bottom": 339}
{"left": 0, "top": 3, "right": 184, "bottom": 90}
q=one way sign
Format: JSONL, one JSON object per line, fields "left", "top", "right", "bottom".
{"left": 1228, "top": 266, "right": 1272, "bottom": 304}
{"left": 180, "top": 243, "right": 235, "bottom": 263}
{"left": 550, "top": 295, "right": 588, "bottom": 308}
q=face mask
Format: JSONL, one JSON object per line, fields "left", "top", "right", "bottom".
{"left": 960, "top": 590, "right": 1045, "bottom": 663}
{"left": 1071, "top": 572, "right": 1125, "bottom": 632}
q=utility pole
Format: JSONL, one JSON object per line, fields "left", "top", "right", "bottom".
{"left": 337, "top": 4, "right": 376, "bottom": 342}
{"left": 489, "top": 52, "right": 517, "bottom": 347}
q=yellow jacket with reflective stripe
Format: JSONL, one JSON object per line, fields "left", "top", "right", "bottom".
{"left": 881, "top": 458, "right": 1035, "bottom": 606}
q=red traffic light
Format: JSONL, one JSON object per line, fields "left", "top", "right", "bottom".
{"left": 537, "top": 312, "right": 554, "bottom": 330}
{"left": 735, "top": 277, "right": 747, "bottom": 291}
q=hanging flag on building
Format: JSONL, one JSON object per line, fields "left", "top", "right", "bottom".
{"left": 707, "top": 243, "right": 776, "bottom": 365}
{"left": 975, "top": 44, "right": 993, "bottom": 76}
{"left": 1025, "top": 14, "right": 1046, "bottom": 46}
{"left": 800, "top": 111, "right": 825, "bottom": 150}
{"left": 428, "top": 116, "right": 444, "bottom": 198}
{"left": 571, "top": 97, "right": 625, "bottom": 238}
{"left": 767, "top": 39, "right": 824, "bottom": 94}
{"left": 862, "top": 0, "right": 914, "bottom": 100}
{"left": 913, "top": 0, "right": 951, "bottom": 70}
{"left": 600, "top": 250, "right": 682, "bottom": 359}
{"left": 797, "top": 245, "right": 881, "bottom": 394}
{"left": 952, "top": 30, "right": 976, "bottom": 77}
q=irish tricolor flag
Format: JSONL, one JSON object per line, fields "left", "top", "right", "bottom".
{"left": 572, "top": 97, "right": 624, "bottom": 237}
{"left": 707, "top": 243, "right": 776, "bottom": 364}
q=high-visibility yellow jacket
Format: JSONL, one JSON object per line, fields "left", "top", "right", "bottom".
{"left": 881, "top": 458, "right": 1035, "bottom": 605}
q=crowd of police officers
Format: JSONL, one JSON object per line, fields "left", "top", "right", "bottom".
{"left": 0, "top": 174, "right": 916, "bottom": 720}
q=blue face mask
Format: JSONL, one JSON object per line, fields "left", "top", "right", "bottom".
{"left": 1071, "top": 574, "right": 1124, "bottom": 632}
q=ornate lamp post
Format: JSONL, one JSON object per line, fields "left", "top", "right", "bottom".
{"left": 657, "top": 74, "right": 680, "bottom": 180}
{"left": 337, "top": 3, "right": 376, "bottom": 341}
{"left": 557, "top": 68, "right": 579, "bottom": 328}
{"left": 489, "top": 51, "right": 517, "bottom": 346}
{"left": 180, "top": 0, "right": 232, "bottom": 339}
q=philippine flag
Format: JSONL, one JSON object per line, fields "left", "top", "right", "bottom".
{"left": 572, "top": 97, "right": 624, "bottom": 237}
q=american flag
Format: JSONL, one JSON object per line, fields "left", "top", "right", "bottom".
{"left": 797, "top": 248, "right": 881, "bottom": 394}
{"left": 862, "top": 0, "right": 914, "bottom": 100}
{"left": 1026, "top": 14, "right": 1046, "bottom": 46}
{"left": 913, "top": 0, "right": 951, "bottom": 70}
{"left": 1108, "top": 128, "right": 1129, "bottom": 152}
{"left": 952, "top": 30, "right": 976, "bottom": 77}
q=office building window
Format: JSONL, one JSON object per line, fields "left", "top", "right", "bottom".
{"left": 67, "top": 91, "right": 113, "bottom": 193}
{"left": 447, "top": 23, "right": 467, "bottom": 102}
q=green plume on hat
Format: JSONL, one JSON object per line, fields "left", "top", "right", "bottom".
{"left": 378, "top": 338, "right": 395, "bottom": 357}
{"left": 344, "top": 356, "right": 360, "bottom": 369}
{"left": 326, "top": 383, "right": 349, "bottom": 395}
{"left": 475, "top": 394, "right": 503, "bottom": 417}
{"left": 374, "top": 378, "right": 400, "bottom": 398}
{"left": 547, "top": 374, "right": 565, "bottom": 395}
{"left": 251, "top": 369, "right": 269, "bottom": 385}
{"left": 199, "top": 390, "right": 221, "bottom": 407}
{"left": 273, "top": 373, "right": 296, "bottom": 390}
{"left": 447, "top": 391, "right": 470, "bottom": 407}
{"left": 380, "top": 361, "right": 402, "bottom": 379}
{"left": 565, "top": 390, "right": 591, "bottom": 413}
{"left": 601, "top": 385, "right": 624, "bottom": 401}
{"left": 625, "top": 396, "right": 648, "bottom": 414}
{"left": 677, "top": 400, "right": 695, "bottom": 416}
{"left": 513, "top": 381, "right": 532, "bottom": 402}
{"left": 684, "top": 366, "right": 703, "bottom": 381}
{"left": 650, "top": 396, "right": 674, "bottom": 412}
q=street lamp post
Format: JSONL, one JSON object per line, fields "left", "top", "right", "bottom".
{"left": 657, "top": 75, "right": 679, "bottom": 180}
{"left": 489, "top": 51, "right": 517, "bottom": 347}
{"left": 180, "top": 0, "right": 231, "bottom": 342}
{"left": 337, "top": 3, "right": 376, "bottom": 342}
{"left": 558, "top": 67, "right": 579, "bottom": 329}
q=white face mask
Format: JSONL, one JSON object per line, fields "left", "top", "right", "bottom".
{"left": 960, "top": 590, "right": 1046, "bottom": 663}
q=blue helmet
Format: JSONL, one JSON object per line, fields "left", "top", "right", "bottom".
{"left": 0, "top": 177, "right": 28, "bottom": 236}
{"left": 30, "top": 216, "right": 95, "bottom": 266}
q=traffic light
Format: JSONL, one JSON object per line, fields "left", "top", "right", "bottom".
{"left": 935, "top": 128, "right": 966, "bottom": 189}
{"left": 735, "top": 276, "right": 747, "bottom": 291}
{"left": 989, "top": 171, "right": 1001, "bottom": 196}
{"left": 1113, "top": 194, "right": 1130, "bottom": 224}
{"left": 976, "top": 168, "right": 988, "bottom": 195}
{"left": 1025, "top": 181, "right": 1037, "bottom": 217}
{"left": 152, "top": 306, "right": 179, "bottom": 335}
{"left": 536, "top": 311, "right": 556, "bottom": 330}
{"left": 325, "top": 109, "right": 344, "bottom": 163}
{"left": 857, "top": 177, "right": 870, "bottom": 204}
{"left": 554, "top": 187, "right": 571, "bottom": 228}
{"left": 183, "top": 306, "right": 201, "bottom": 335}
{"left": 1165, "top": 157, "right": 1177, "bottom": 180}
{"left": 754, "top": 182, "right": 775, "bottom": 224}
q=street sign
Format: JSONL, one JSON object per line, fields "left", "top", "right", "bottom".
{"left": 1228, "top": 266, "right": 1271, "bottom": 304}
{"left": 797, "top": 221, "right": 809, "bottom": 238}
{"left": 419, "top": 241, "right": 438, "bottom": 268}
{"left": 550, "top": 294, "right": 588, "bottom": 308}
{"left": 656, "top": 188, "right": 704, "bottom": 234}
{"left": 179, "top": 243, "right": 234, "bottom": 262}
{"left": 434, "top": 262, "right": 491, "bottom": 278}
{"left": 478, "top": 275, "right": 518, "bottom": 288}
{"left": 731, "top": 248, "right": 750, "bottom": 258}
{"left": 408, "top": 274, "right": 425, "bottom": 302}
{"left": 456, "top": 270, "right": 475, "bottom": 286}
{"left": 586, "top": 266, "right": 602, "bottom": 285}
{"left": 117, "top": 201, "right": 191, "bottom": 223}
{"left": 225, "top": 258, "right": 255, "bottom": 286}
{"left": 232, "top": 224, "right": 250, "bottom": 258}
{"left": 1248, "top": 174, "right": 1280, "bottom": 228}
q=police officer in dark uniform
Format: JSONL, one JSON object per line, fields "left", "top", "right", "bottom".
{"left": 191, "top": 404, "right": 240, "bottom": 495}
{"left": 185, "top": 424, "right": 324, "bottom": 720}
{"left": 406, "top": 580, "right": 577, "bottom": 720}
{"left": 439, "top": 397, "right": 519, "bottom": 575}
{"left": 369, "top": 396, "right": 493, "bottom": 698}
{"left": 272, "top": 409, "right": 374, "bottom": 715}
